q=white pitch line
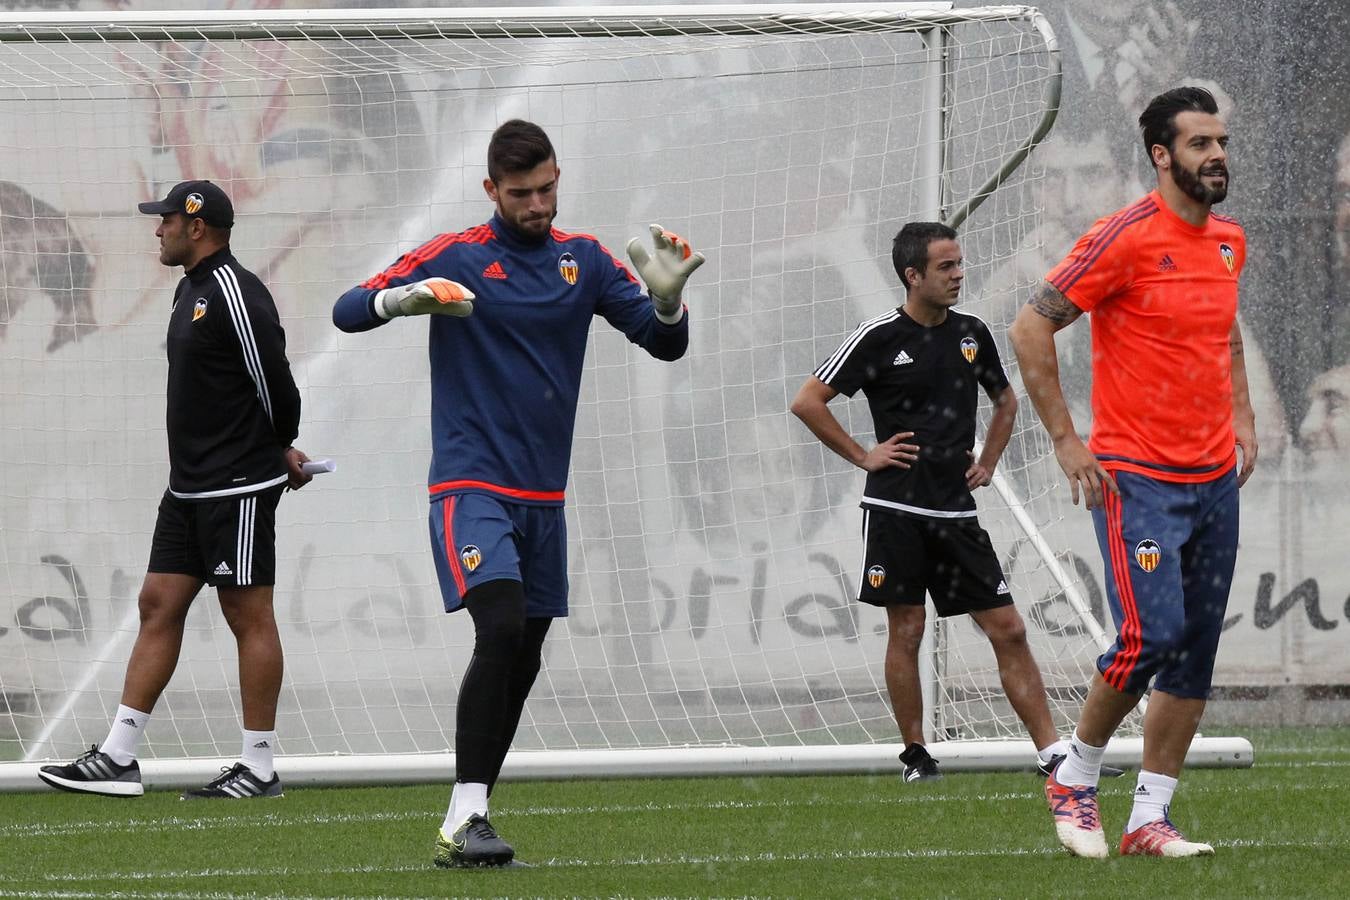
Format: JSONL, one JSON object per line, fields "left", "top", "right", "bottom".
{"left": 0, "top": 895, "right": 342, "bottom": 900}
{"left": 5, "top": 772, "right": 1348, "bottom": 841}
{"left": 19, "top": 836, "right": 1349, "bottom": 889}
{"left": 0, "top": 809, "right": 423, "bottom": 839}
{"left": 3, "top": 790, "right": 1038, "bottom": 840}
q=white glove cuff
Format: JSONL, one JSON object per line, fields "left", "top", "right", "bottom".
{"left": 374, "top": 288, "right": 398, "bottom": 320}
{"left": 654, "top": 303, "right": 685, "bottom": 326}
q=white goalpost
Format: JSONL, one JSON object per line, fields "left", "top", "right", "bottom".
{"left": 0, "top": 4, "right": 1249, "bottom": 790}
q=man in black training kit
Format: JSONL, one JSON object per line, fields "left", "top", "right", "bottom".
{"left": 792, "top": 222, "right": 1081, "bottom": 783}
{"left": 38, "top": 180, "right": 313, "bottom": 799}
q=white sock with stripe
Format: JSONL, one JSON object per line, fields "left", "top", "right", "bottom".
{"left": 1038, "top": 738, "right": 1068, "bottom": 766}
{"left": 1053, "top": 731, "right": 1106, "bottom": 788}
{"left": 240, "top": 729, "right": 277, "bottom": 781}
{"left": 1126, "top": 770, "right": 1177, "bottom": 832}
{"left": 99, "top": 705, "right": 150, "bottom": 766}
{"left": 443, "top": 782, "right": 489, "bottom": 836}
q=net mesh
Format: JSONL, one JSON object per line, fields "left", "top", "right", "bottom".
{"left": 0, "top": 6, "right": 1116, "bottom": 764}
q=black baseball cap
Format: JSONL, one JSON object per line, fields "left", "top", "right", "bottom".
{"left": 138, "top": 180, "right": 234, "bottom": 228}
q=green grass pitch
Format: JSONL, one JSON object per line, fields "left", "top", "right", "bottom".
{"left": 1, "top": 727, "right": 1345, "bottom": 898}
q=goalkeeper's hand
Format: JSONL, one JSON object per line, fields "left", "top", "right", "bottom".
{"left": 626, "top": 224, "right": 705, "bottom": 324}
{"left": 375, "top": 278, "right": 475, "bottom": 319}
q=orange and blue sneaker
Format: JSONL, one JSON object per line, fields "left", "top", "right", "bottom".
{"left": 1120, "top": 816, "right": 1214, "bottom": 857}
{"left": 1046, "top": 765, "right": 1108, "bottom": 858}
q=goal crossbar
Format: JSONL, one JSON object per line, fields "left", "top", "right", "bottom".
{"left": 0, "top": 5, "right": 1048, "bottom": 42}
{"left": 0, "top": 3, "right": 1245, "bottom": 792}
{"left": 0, "top": 737, "right": 1253, "bottom": 792}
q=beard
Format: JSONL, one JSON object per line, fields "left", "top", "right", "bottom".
{"left": 1171, "top": 158, "right": 1229, "bottom": 205}
{"left": 160, "top": 241, "right": 188, "bottom": 268}
{"left": 512, "top": 204, "right": 557, "bottom": 240}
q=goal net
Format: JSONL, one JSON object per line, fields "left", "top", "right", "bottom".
{"left": 0, "top": 4, "right": 1210, "bottom": 785}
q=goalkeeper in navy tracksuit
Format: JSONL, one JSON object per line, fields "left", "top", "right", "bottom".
{"left": 333, "top": 119, "right": 704, "bottom": 868}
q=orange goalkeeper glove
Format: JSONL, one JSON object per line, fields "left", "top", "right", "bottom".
{"left": 375, "top": 277, "right": 475, "bottom": 319}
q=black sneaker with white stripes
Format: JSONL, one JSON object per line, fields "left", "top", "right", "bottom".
{"left": 899, "top": 742, "right": 943, "bottom": 783}
{"left": 38, "top": 745, "right": 143, "bottom": 797}
{"left": 181, "top": 762, "right": 283, "bottom": 800}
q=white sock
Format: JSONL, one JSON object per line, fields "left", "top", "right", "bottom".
{"left": 1054, "top": 731, "right": 1106, "bottom": 788}
{"left": 443, "top": 781, "right": 489, "bottom": 835}
{"left": 99, "top": 705, "right": 150, "bottom": 766}
{"left": 240, "top": 729, "right": 277, "bottom": 780}
{"left": 1038, "top": 738, "right": 1068, "bottom": 765}
{"left": 1127, "top": 770, "right": 1177, "bottom": 832}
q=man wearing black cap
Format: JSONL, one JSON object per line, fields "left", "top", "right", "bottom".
{"left": 38, "top": 180, "right": 313, "bottom": 800}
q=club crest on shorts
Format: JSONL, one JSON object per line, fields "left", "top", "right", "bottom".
{"left": 459, "top": 544, "right": 482, "bottom": 572}
{"left": 867, "top": 564, "right": 886, "bottom": 589}
{"left": 1134, "top": 539, "right": 1162, "bottom": 573}
{"left": 959, "top": 336, "right": 978, "bottom": 363}
{"left": 192, "top": 298, "right": 207, "bottom": 322}
{"left": 184, "top": 192, "right": 204, "bottom": 215}
{"left": 1218, "top": 242, "right": 1235, "bottom": 274}
{"left": 558, "top": 251, "right": 579, "bottom": 285}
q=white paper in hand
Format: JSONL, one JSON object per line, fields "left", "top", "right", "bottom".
{"left": 300, "top": 459, "right": 336, "bottom": 476}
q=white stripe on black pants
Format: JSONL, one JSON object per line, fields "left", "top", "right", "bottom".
{"left": 236, "top": 495, "right": 256, "bottom": 586}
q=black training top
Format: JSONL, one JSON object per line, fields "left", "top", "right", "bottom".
{"left": 164, "top": 247, "right": 300, "bottom": 499}
{"left": 814, "top": 306, "right": 1008, "bottom": 519}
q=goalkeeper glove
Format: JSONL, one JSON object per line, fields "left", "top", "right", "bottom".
{"left": 626, "top": 224, "right": 705, "bottom": 324}
{"left": 375, "top": 278, "right": 475, "bottom": 320}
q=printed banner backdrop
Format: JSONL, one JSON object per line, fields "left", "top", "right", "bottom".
{"left": 0, "top": 0, "right": 1347, "bottom": 762}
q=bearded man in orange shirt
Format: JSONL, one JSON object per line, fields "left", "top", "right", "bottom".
{"left": 1010, "top": 86, "right": 1257, "bottom": 859}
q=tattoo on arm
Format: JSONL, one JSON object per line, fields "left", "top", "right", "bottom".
{"left": 1230, "top": 331, "right": 1245, "bottom": 357}
{"left": 1028, "top": 282, "right": 1082, "bottom": 326}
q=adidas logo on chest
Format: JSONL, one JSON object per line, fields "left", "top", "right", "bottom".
{"left": 893, "top": 350, "right": 914, "bottom": 366}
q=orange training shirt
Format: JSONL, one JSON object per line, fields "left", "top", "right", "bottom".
{"left": 1046, "top": 190, "right": 1245, "bottom": 479}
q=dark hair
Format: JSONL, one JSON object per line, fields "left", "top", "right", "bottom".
{"left": 1139, "top": 86, "right": 1219, "bottom": 167}
{"left": 891, "top": 221, "right": 958, "bottom": 288}
{"left": 487, "top": 119, "right": 555, "bottom": 183}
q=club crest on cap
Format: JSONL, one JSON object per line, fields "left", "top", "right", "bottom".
{"left": 460, "top": 545, "right": 482, "bottom": 572}
{"left": 867, "top": 565, "right": 886, "bottom": 589}
{"left": 960, "top": 336, "right": 978, "bottom": 363}
{"left": 184, "top": 192, "right": 204, "bottom": 215}
{"left": 1134, "top": 539, "right": 1161, "bottom": 573}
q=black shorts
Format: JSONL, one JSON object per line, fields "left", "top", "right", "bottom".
{"left": 148, "top": 487, "right": 284, "bottom": 587}
{"left": 857, "top": 508, "right": 1013, "bottom": 616}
